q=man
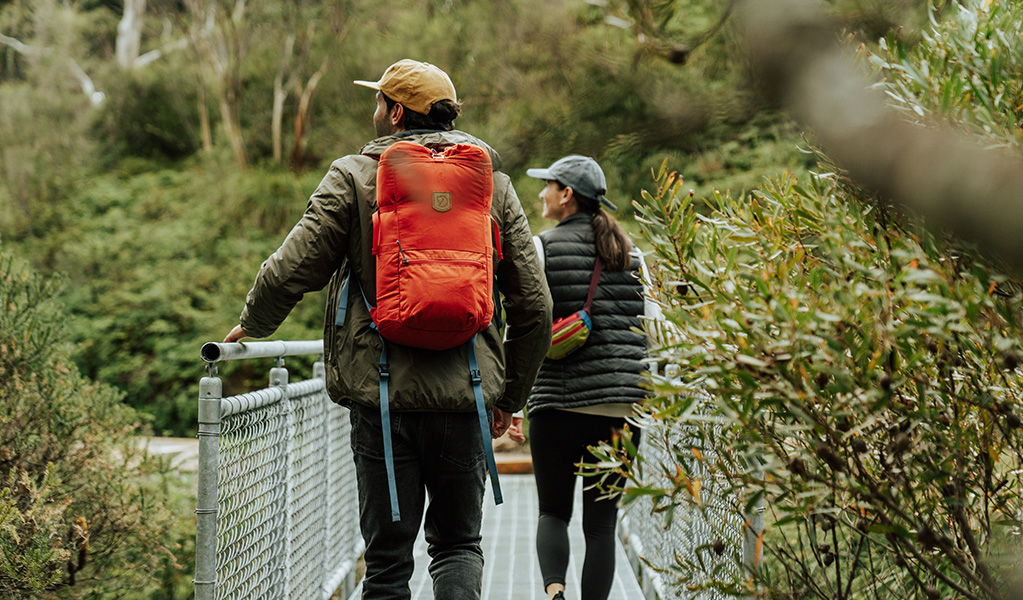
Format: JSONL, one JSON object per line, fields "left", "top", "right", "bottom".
{"left": 222, "top": 59, "right": 551, "bottom": 599}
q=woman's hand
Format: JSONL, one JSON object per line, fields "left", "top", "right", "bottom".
{"left": 505, "top": 415, "right": 525, "bottom": 443}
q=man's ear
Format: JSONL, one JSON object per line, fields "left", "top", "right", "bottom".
{"left": 390, "top": 103, "right": 405, "bottom": 130}
{"left": 561, "top": 186, "right": 575, "bottom": 206}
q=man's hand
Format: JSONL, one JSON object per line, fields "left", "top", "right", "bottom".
{"left": 491, "top": 407, "right": 513, "bottom": 438}
{"left": 224, "top": 325, "right": 247, "bottom": 343}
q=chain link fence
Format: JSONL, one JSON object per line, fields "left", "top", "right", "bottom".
{"left": 619, "top": 398, "right": 761, "bottom": 600}
{"left": 190, "top": 336, "right": 756, "bottom": 600}
{"left": 194, "top": 341, "right": 362, "bottom": 600}
{"left": 616, "top": 309, "right": 763, "bottom": 599}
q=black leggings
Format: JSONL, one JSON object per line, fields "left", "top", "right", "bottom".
{"left": 529, "top": 409, "right": 640, "bottom": 600}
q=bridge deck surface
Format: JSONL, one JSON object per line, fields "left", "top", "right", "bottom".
{"left": 349, "top": 474, "right": 644, "bottom": 600}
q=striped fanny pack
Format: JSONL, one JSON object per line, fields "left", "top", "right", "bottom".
{"left": 547, "top": 257, "right": 603, "bottom": 360}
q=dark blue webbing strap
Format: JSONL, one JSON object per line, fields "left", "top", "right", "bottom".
{"left": 376, "top": 339, "right": 400, "bottom": 522}
{"left": 353, "top": 276, "right": 401, "bottom": 522}
{"left": 334, "top": 275, "right": 351, "bottom": 327}
{"left": 492, "top": 282, "right": 503, "bottom": 330}
{"left": 468, "top": 334, "right": 503, "bottom": 505}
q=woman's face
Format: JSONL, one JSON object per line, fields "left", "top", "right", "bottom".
{"left": 539, "top": 180, "right": 571, "bottom": 221}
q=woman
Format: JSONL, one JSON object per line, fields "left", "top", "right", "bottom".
{"left": 525, "top": 155, "right": 647, "bottom": 600}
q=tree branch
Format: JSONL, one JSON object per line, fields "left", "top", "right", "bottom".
{"left": 134, "top": 37, "right": 188, "bottom": 68}
{"left": 272, "top": 34, "right": 295, "bottom": 164}
{"left": 733, "top": 0, "right": 1023, "bottom": 273}
{"left": 0, "top": 34, "right": 104, "bottom": 105}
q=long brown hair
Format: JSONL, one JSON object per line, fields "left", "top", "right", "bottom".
{"left": 556, "top": 182, "right": 633, "bottom": 271}
{"left": 590, "top": 207, "right": 633, "bottom": 271}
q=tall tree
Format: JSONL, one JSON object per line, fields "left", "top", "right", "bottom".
{"left": 115, "top": 0, "right": 146, "bottom": 69}
{"left": 185, "top": 0, "right": 249, "bottom": 168}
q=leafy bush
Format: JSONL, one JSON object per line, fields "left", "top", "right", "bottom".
{"left": 0, "top": 245, "right": 178, "bottom": 598}
{"left": 871, "top": 0, "right": 1023, "bottom": 150}
{"left": 628, "top": 159, "right": 1023, "bottom": 599}
{"left": 51, "top": 167, "right": 326, "bottom": 436}
{"left": 93, "top": 63, "right": 202, "bottom": 162}
{"left": 615, "top": 2, "right": 1023, "bottom": 598}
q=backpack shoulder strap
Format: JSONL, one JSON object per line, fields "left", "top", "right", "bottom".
{"left": 349, "top": 275, "right": 401, "bottom": 522}
{"left": 467, "top": 335, "right": 502, "bottom": 506}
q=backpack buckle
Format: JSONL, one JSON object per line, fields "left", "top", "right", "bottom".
{"left": 378, "top": 363, "right": 390, "bottom": 379}
{"left": 469, "top": 369, "right": 482, "bottom": 384}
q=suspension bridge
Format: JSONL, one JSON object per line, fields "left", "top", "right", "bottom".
{"left": 187, "top": 339, "right": 760, "bottom": 600}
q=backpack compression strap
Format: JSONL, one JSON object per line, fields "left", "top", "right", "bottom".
{"left": 491, "top": 217, "right": 504, "bottom": 331}
{"left": 468, "top": 334, "right": 503, "bottom": 506}
{"left": 374, "top": 333, "right": 401, "bottom": 522}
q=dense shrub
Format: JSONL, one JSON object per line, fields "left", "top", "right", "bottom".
{"left": 615, "top": 2, "right": 1023, "bottom": 598}
{"left": 93, "top": 64, "right": 202, "bottom": 162}
{"left": 626, "top": 160, "right": 1023, "bottom": 599}
{"left": 0, "top": 245, "right": 179, "bottom": 598}
{"left": 55, "top": 168, "right": 326, "bottom": 436}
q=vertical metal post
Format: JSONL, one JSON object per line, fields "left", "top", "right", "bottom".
{"left": 194, "top": 365, "right": 222, "bottom": 600}
{"left": 742, "top": 483, "right": 765, "bottom": 579}
{"left": 271, "top": 357, "right": 292, "bottom": 598}
{"left": 313, "top": 357, "right": 331, "bottom": 600}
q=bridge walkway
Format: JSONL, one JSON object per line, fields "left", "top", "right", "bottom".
{"left": 354, "top": 474, "right": 645, "bottom": 600}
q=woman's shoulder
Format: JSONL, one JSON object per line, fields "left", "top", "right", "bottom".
{"left": 541, "top": 219, "right": 593, "bottom": 244}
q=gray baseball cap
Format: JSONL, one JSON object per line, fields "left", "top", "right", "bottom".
{"left": 526, "top": 155, "right": 617, "bottom": 212}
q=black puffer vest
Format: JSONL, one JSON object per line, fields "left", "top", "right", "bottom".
{"left": 527, "top": 213, "right": 647, "bottom": 414}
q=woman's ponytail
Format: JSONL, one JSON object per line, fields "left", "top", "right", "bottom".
{"left": 591, "top": 209, "right": 632, "bottom": 271}
{"left": 550, "top": 178, "right": 633, "bottom": 271}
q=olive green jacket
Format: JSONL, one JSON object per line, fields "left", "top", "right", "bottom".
{"left": 239, "top": 130, "right": 552, "bottom": 413}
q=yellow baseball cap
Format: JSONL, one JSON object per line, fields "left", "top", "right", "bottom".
{"left": 354, "top": 59, "right": 458, "bottom": 115}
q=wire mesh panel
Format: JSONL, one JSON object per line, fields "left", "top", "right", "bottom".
{"left": 623, "top": 410, "right": 746, "bottom": 600}
{"left": 618, "top": 300, "right": 761, "bottom": 599}
{"left": 286, "top": 377, "right": 332, "bottom": 599}
{"left": 196, "top": 350, "right": 362, "bottom": 600}
{"left": 322, "top": 395, "right": 363, "bottom": 596}
{"left": 216, "top": 394, "right": 290, "bottom": 599}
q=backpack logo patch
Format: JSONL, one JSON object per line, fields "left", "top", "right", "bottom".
{"left": 432, "top": 191, "right": 452, "bottom": 212}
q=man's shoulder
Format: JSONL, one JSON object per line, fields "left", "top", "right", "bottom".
{"left": 324, "top": 153, "right": 380, "bottom": 184}
{"left": 330, "top": 152, "right": 379, "bottom": 170}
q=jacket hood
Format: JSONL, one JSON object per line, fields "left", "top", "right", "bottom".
{"left": 360, "top": 129, "right": 503, "bottom": 170}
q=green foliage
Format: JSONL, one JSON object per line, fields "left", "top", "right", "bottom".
{"left": 824, "top": 0, "right": 947, "bottom": 44}
{"left": 93, "top": 63, "right": 202, "bottom": 162}
{"left": 54, "top": 167, "right": 326, "bottom": 436}
{"left": 628, "top": 159, "right": 1023, "bottom": 599}
{"left": 870, "top": 0, "right": 1023, "bottom": 150}
{"left": 0, "top": 76, "right": 93, "bottom": 240}
{"left": 1, "top": 467, "right": 71, "bottom": 595}
{"left": 611, "top": 2, "right": 1023, "bottom": 598}
{"left": 0, "top": 245, "right": 180, "bottom": 599}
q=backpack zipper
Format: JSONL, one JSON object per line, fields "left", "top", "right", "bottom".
{"left": 396, "top": 239, "right": 409, "bottom": 265}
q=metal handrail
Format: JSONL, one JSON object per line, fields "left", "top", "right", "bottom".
{"left": 194, "top": 339, "right": 359, "bottom": 600}
{"left": 200, "top": 339, "right": 324, "bottom": 363}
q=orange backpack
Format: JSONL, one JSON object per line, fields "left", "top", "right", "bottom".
{"left": 372, "top": 141, "right": 501, "bottom": 349}
{"left": 336, "top": 140, "right": 504, "bottom": 521}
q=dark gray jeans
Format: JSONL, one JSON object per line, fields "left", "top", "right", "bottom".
{"left": 350, "top": 403, "right": 486, "bottom": 600}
